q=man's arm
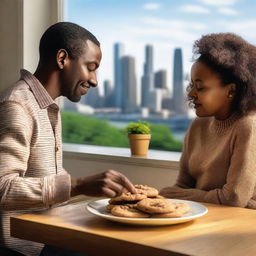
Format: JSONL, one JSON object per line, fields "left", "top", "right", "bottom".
{"left": 0, "top": 101, "right": 71, "bottom": 211}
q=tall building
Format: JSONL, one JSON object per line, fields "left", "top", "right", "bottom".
{"left": 121, "top": 55, "right": 138, "bottom": 113}
{"left": 113, "top": 43, "right": 124, "bottom": 108}
{"left": 173, "top": 48, "right": 185, "bottom": 115}
{"left": 84, "top": 87, "right": 102, "bottom": 108}
{"left": 148, "top": 89, "right": 162, "bottom": 113}
{"left": 141, "top": 45, "right": 154, "bottom": 108}
{"left": 104, "top": 80, "right": 112, "bottom": 98}
{"left": 63, "top": 98, "right": 78, "bottom": 112}
{"left": 154, "top": 70, "right": 167, "bottom": 89}
{"left": 145, "top": 44, "right": 153, "bottom": 74}
{"left": 103, "top": 80, "right": 114, "bottom": 107}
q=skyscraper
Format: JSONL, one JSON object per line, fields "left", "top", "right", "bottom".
{"left": 141, "top": 45, "right": 154, "bottom": 108}
{"left": 103, "top": 80, "right": 113, "bottom": 107}
{"left": 121, "top": 55, "right": 138, "bottom": 113}
{"left": 154, "top": 70, "right": 167, "bottom": 89}
{"left": 173, "top": 48, "right": 185, "bottom": 115}
{"left": 104, "top": 80, "right": 112, "bottom": 98}
{"left": 148, "top": 89, "right": 162, "bottom": 113}
{"left": 145, "top": 45, "right": 153, "bottom": 74}
{"left": 113, "top": 43, "right": 124, "bottom": 108}
{"left": 85, "top": 86, "right": 102, "bottom": 108}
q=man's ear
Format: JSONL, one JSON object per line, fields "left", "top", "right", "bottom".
{"left": 56, "top": 49, "right": 69, "bottom": 70}
{"left": 227, "top": 83, "right": 236, "bottom": 98}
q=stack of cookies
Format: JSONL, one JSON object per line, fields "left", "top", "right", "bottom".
{"left": 106, "top": 185, "right": 190, "bottom": 218}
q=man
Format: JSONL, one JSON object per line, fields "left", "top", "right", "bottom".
{"left": 0, "top": 22, "right": 135, "bottom": 256}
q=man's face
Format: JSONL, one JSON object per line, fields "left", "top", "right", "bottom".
{"left": 60, "top": 40, "right": 102, "bottom": 102}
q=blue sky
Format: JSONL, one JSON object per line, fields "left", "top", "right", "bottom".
{"left": 65, "top": 0, "right": 256, "bottom": 93}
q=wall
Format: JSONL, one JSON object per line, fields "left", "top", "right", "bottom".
{"left": 0, "top": 0, "right": 63, "bottom": 92}
{"left": 0, "top": 1, "right": 179, "bottom": 189}
{"left": 63, "top": 151, "right": 179, "bottom": 190}
{"left": 0, "top": 0, "right": 23, "bottom": 91}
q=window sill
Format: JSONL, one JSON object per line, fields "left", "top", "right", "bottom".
{"left": 63, "top": 143, "right": 181, "bottom": 169}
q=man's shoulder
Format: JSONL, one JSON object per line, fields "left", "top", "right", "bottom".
{"left": 0, "top": 79, "right": 34, "bottom": 105}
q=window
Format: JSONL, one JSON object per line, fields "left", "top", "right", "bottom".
{"left": 62, "top": 0, "right": 256, "bottom": 152}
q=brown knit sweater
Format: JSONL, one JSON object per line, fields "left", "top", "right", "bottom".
{"left": 160, "top": 112, "right": 256, "bottom": 209}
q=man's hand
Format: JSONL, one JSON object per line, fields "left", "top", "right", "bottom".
{"left": 71, "top": 170, "right": 136, "bottom": 198}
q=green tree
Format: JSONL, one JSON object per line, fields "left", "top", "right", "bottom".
{"left": 150, "top": 124, "right": 182, "bottom": 152}
{"left": 61, "top": 111, "right": 183, "bottom": 151}
{"left": 61, "top": 111, "right": 128, "bottom": 147}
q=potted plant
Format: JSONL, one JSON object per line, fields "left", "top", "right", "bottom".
{"left": 126, "top": 121, "right": 151, "bottom": 156}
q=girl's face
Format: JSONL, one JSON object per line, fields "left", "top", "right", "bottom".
{"left": 188, "top": 61, "right": 235, "bottom": 120}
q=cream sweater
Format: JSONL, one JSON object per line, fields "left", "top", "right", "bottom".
{"left": 160, "top": 112, "right": 256, "bottom": 209}
{"left": 0, "top": 70, "right": 71, "bottom": 255}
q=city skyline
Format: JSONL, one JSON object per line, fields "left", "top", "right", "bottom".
{"left": 66, "top": 44, "right": 187, "bottom": 119}
{"left": 66, "top": 0, "right": 256, "bottom": 94}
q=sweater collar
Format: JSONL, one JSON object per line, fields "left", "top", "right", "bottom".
{"left": 20, "top": 69, "right": 59, "bottom": 110}
{"left": 211, "top": 112, "right": 241, "bottom": 134}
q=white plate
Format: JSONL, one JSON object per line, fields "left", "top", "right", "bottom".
{"left": 86, "top": 198, "right": 208, "bottom": 226}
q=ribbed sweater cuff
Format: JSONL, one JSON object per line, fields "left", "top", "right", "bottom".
{"left": 43, "top": 174, "right": 71, "bottom": 206}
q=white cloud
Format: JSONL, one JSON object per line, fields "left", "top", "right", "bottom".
{"left": 143, "top": 3, "right": 161, "bottom": 10}
{"left": 141, "top": 17, "right": 207, "bottom": 31}
{"left": 95, "top": 17, "right": 206, "bottom": 91}
{"left": 220, "top": 19, "right": 256, "bottom": 41}
{"left": 198, "top": 0, "right": 237, "bottom": 6}
{"left": 125, "top": 26, "right": 197, "bottom": 43}
{"left": 218, "top": 7, "right": 239, "bottom": 15}
{"left": 180, "top": 4, "right": 210, "bottom": 14}
{"left": 119, "top": 17, "right": 208, "bottom": 84}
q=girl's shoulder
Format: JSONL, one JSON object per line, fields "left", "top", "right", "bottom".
{"left": 185, "top": 117, "right": 213, "bottom": 139}
{"left": 234, "top": 112, "right": 256, "bottom": 131}
{"left": 189, "top": 116, "right": 212, "bottom": 129}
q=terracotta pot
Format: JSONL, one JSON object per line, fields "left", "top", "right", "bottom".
{"left": 128, "top": 134, "right": 151, "bottom": 156}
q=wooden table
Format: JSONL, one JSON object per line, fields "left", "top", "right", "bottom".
{"left": 10, "top": 199, "right": 256, "bottom": 256}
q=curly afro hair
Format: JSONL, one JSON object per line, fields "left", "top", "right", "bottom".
{"left": 191, "top": 33, "right": 256, "bottom": 115}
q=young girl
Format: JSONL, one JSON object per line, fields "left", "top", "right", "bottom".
{"left": 160, "top": 33, "right": 256, "bottom": 208}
